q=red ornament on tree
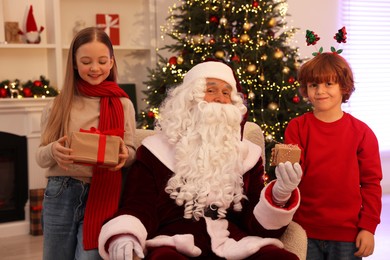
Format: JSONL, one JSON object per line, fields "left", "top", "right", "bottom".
{"left": 0, "top": 88, "right": 7, "bottom": 98}
{"left": 23, "top": 88, "right": 33, "bottom": 97}
{"left": 147, "top": 111, "right": 155, "bottom": 118}
{"left": 253, "top": 1, "right": 259, "bottom": 8}
{"left": 168, "top": 56, "right": 177, "bottom": 66}
{"left": 292, "top": 95, "right": 300, "bottom": 104}
{"left": 288, "top": 76, "right": 295, "bottom": 84}
{"left": 209, "top": 15, "right": 219, "bottom": 24}
{"left": 231, "top": 55, "right": 240, "bottom": 63}
{"left": 231, "top": 37, "right": 239, "bottom": 44}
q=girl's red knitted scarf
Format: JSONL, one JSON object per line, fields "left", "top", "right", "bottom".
{"left": 77, "top": 80, "right": 128, "bottom": 249}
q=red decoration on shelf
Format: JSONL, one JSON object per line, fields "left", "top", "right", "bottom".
{"left": 0, "top": 88, "right": 7, "bottom": 98}
{"left": 23, "top": 88, "right": 33, "bottom": 97}
{"left": 292, "top": 95, "right": 300, "bottom": 103}
{"left": 33, "top": 80, "right": 42, "bottom": 87}
{"left": 96, "top": 14, "right": 120, "bottom": 45}
{"left": 18, "top": 5, "right": 45, "bottom": 44}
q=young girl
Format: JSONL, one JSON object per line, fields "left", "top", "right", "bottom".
{"left": 285, "top": 53, "right": 382, "bottom": 259}
{"left": 36, "top": 27, "right": 137, "bottom": 260}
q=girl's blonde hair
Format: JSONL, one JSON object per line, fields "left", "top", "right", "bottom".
{"left": 298, "top": 53, "right": 355, "bottom": 103}
{"left": 41, "top": 27, "right": 118, "bottom": 145}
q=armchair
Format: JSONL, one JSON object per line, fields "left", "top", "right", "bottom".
{"left": 133, "top": 122, "right": 307, "bottom": 259}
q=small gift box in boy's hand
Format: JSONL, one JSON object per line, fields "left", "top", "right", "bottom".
{"left": 70, "top": 128, "right": 122, "bottom": 167}
{"left": 270, "top": 144, "right": 301, "bottom": 166}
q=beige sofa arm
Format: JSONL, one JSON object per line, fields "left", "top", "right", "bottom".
{"left": 280, "top": 221, "right": 307, "bottom": 260}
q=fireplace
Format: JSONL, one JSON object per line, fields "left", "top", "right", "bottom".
{"left": 0, "top": 132, "right": 28, "bottom": 223}
{"left": 0, "top": 98, "right": 51, "bottom": 237}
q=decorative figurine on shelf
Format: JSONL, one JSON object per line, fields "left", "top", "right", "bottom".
{"left": 18, "top": 5, "right": 44, "bottom": 44}
{"left": 73, "top": 19, "right": 86, "bottom": 37}
{"left": 4, "top": 22, "right": 21, "bottom": 43}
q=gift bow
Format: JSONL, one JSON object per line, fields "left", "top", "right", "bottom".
{"left": 96, "top": 14, "right": 119, "bottom": 37}
{"left": 79, "top": 127, "right": 124, "bottom": 137}
{"left": 79, "top": 127, "right": 123, "bottom": 165}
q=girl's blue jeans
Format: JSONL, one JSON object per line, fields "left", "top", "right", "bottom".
{"left": 307, "top": 238, "right": 362, "bottom": 260}
{"left": 42, "top": 176, "right": 102, "bottom": 260}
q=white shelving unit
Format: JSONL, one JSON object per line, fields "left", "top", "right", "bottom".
{"left": 0, "top": 0, "right": 157, "bottom": 112}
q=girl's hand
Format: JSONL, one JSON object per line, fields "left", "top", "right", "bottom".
{"left": 51, "top": 136, "right": 73, "bottom": 170}
{"left": 108, "top": 139, "right": 129, "bottom": 171}
{"left": 355, "top": 229, "right": 374, "bottom": 257}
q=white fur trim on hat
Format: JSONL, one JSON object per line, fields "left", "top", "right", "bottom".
{"left": 183, "top": 61, "right": 237, "bottom": 91}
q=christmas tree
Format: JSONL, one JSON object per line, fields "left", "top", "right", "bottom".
{"left": 138, "top": 0, "right": 312, "bottom": 171}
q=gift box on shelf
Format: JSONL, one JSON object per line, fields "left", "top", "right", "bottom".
{"left": 271, "top": 144, "right": 301, "bottom": 166}
{"left": 29, "top": 188, "right": 45, "bottom": 236}
{"left": 70, "top": 128, "right": 122, "bottom": 167}
{"left": 96, "top": 14, "right": 120, "bottom": 45}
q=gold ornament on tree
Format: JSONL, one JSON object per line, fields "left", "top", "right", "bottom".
{"left": 274, "top": 49, "right": 284, "bottom": 59}
{"left": 268, "top": 18, "right": 276, "bottom": 27}
{"left": 248, "top": 91, "right": 256, "bottom": 100}
{"left": 268, "top": 102, "right": 278, "bottom": 110}
{"left": 240, "top": 34, "right": 250, "bottom": 43}
{"left": 219, "top": 17, "right": 228, "bottom": 26}
{"left": 283, "top": 67, "right": 290, "bottom": 74}
{"left": 243, "top": 22, "right": 252, "bottom": 31}
{"left": 246, "top": 64, "right": 257, "bottom": 74}
{"left": 215, "top": 50, "right": 225, "bottom": 59}
{"left": 177, "top": 56, "right": 184, "bottom": 64}
{"left": 265, "top": 134, "right": 274, "bottom": 143}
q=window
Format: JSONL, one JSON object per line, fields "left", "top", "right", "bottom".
{"left": 341, "top": 0, "right": 390, "bottom": 151}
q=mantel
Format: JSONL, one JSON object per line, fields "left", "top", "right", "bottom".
{"left": 0, "top": 98, "right": 54, "bottom": 113}
{"left": 0, "top": 98, "right": 53, "bottom": 137}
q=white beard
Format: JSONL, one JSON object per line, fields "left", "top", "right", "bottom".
{"left": 165, "top": 102, "right": 246, "bottom": 220}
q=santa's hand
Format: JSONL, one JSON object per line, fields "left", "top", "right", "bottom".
{"left": 108, "top": 235, "right": 144, "bottom": 260}
{"left": 272, "top": 162, "right": 302, "bottom": 206}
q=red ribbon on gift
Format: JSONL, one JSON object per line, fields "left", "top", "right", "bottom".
{"left": 79, "top": 127, "right": 123, "bottom": 165}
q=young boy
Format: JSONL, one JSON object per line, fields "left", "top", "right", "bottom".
{"left": 284, "top": 52, "right": 382, "bottom": 259}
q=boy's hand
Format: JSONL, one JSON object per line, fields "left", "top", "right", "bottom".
{"left": 355, "top": 229, "right": 374, "bottom": 257}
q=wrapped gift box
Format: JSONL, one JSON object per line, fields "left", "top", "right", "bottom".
{"left": 70, "top": 130, "right": 121, "bottom": 167}
{"left": 30, "top": 188, "right": 45, "bottom": 236}
{"left": 96, "top": 14, "right": 120, "bottom": 45}
{"left": 271, "top": 144, "right": 301, "bottom": 166}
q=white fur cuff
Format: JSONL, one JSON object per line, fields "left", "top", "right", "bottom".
{"left": 98, "top": 215, "right": 147, "bottom": 259}
{"left": 253, "top": 181, "right": 300, "bottom": 229}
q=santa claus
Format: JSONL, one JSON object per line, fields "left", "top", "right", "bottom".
{"left": 98, "top": 61, "right": 302, "bottom": 259}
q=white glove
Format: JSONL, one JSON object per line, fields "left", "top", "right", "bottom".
{"left": 108, "top": 235, "right": 144, "bottom": 260}
{"left": 272, "top": 161, "right": 302, "bottom": 206}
